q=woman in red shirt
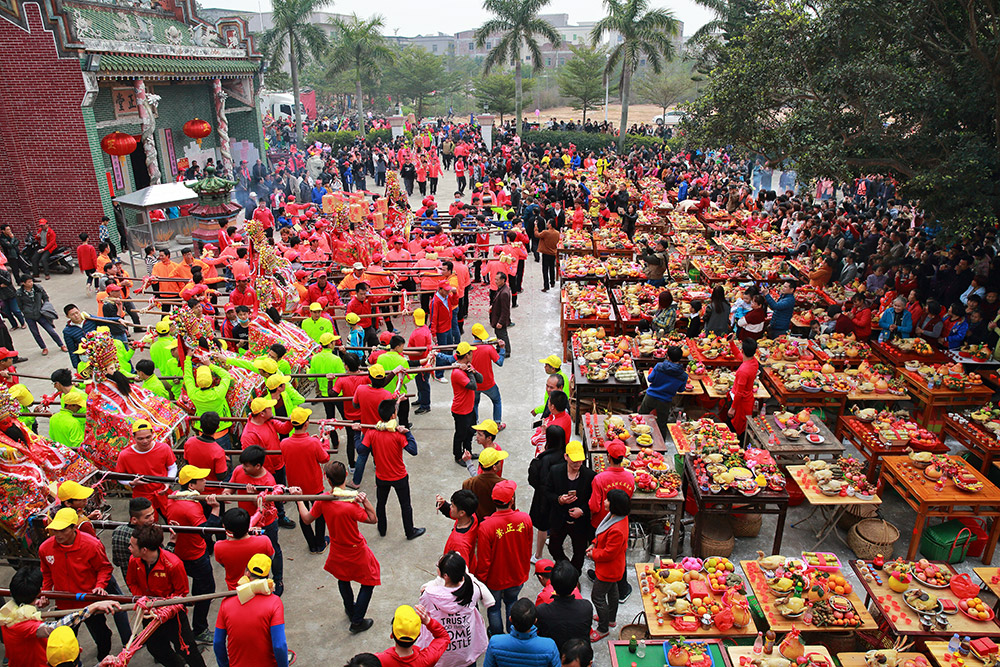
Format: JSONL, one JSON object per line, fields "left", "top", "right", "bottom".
{"left": 588, "top": 489, "right": 630, "bottom": 641}
{"left": 846, "top": 293, "right": 873, "bottom": 339}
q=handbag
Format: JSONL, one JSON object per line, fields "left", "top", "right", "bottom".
{"left": 40, "top": 301, "right": 58, "bottom": 321}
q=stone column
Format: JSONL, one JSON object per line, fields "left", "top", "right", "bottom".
{"left": 212, "top": 78, "right": 233, "bottom": 175}
{"left": 134, "top": 77, "right": 161, "bottom": 185}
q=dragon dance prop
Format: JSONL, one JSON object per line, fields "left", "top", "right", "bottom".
{"left": 247, "top": 311, "right": 318, "bottom": 374}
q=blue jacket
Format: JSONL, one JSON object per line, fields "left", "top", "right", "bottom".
{"left": 765, "top": 293, "right": 795, "bottom": 333}
{"left": 946, "top": 319, "right": 968, "bottom": 349}
{"left": 63, "top": 319, "right": 97, "bottom": 367}
{"left": 646, "top": 360, "right": 688, "bottom": 403}
{"left": 484, "top": 627, "right": 560, "bottom": 667}
{"left": 877, "top": 308, "right": 913, "bottom": 340}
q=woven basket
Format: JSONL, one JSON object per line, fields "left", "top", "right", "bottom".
{"left": 837, "top": 503, "right": 879, "bottom": 531}
{"left": 698, "top": 519, "right": 735, "bottom": 558}
{"left": 730, "top": 513, "right": 763, "bottom": 537}
{"left": 619, "top": 613, "right": 650, "bottom": 640}
{"left": 848, "top": 518, "right": 899, "bottom": 560}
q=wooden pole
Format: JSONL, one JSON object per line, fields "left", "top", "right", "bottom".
{"left": 90, "top": 519, "right": 226, "bottom": 535}
{"left": 39, "top": 590, "right": 239, "bottom": 618}
{"left": 286, "top": 365, "right": 458, "bottom": 379}
{"left": 183, "top": 493, "right": 345, "bottom": 502}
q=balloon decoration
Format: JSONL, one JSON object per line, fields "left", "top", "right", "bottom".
{"left": 183, "top": 118, "right": 212, "bottom": 147}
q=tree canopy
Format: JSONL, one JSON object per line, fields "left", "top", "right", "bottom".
{"left": 475, "top": 73, "right": 533, "bottom": 122}
{"left": 382, "top": 46, "right": 459, "bottom": 121}
{"left": 557, "top": 44, "right": 613, "bottom": 123}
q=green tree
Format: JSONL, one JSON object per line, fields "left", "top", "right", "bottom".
{"left": 259, "top": 0, "right": 330, "bottom": 147}
{"left": 326, "top": 14, "right": 395, "bottom": 138}
{"left": 263, "top": 70, "right": 292, "bottom": 91}
{"left": 591, "top": 0, "right": 680, "bottom": 150}
{"left": 633, "top": 61, "right": 698, "bottom": 122}
{"left": 557, "top": 44, "right": 612, "bottom": 124}
{"left": 475, "top": 0, "right": 561, "bottom": 137}
{"left": 383, "top": 46, "right": 456, "bottom": 121}
{"left": 685, "top": 0, "right": 762, "bottom": 74}
{"left": 475, "top": 73, "right": 533, "bottom": 122}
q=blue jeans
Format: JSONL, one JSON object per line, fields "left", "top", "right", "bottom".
{"left": 487, "top": 584, "right": 523, "bottom": 636}
{"left": 410, "top": 360, "right": 430, "bottom": 408}
{"left": 1, "top": 297, "right": 24, "bottom": 328}
{"left": 434, "top": 334, "right": 452, "bottom": 378}
{"left": 474, "top": 384, "right": 502, "bottom": 423}
{"left": 353, "top": 431, "right": 371, "bottom": 485}
{"left": 262, "top": 521, "right": 284, "bottom": 591}
{"left": 647, "top": 278, "right": 666, "bottom": 287}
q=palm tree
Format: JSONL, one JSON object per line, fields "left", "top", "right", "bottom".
{"left": 591, "top": 0, "right": 679, "bottom": 150}
{"left": 327, "top": 14, "right": 395, "bottom": 138}
{"left": 259, "top": 0, "right": 331, "bottom": 147}
{"left": 475, "top": 0, "right": 561, "bottom": 138}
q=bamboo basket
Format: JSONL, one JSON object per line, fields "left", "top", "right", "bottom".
{"left": 847, "top": 518, "right": 899, "bottom": 560}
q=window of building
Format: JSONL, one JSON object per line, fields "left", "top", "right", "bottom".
{"left": 432, "top": 44, "right": 438, "bottom": 52}
{"left": 486, "top": 40, "right": 491, "bottom": 49}
{"left": 524, "top": 54, "right": 531, "bottom": 61}
{"left": 546, "top": 57, "right": 551, "bottom": 66}
{"left": 469, "top": 42, "right": 474, "bottom": 50}
{"left": 559, "top": 57, "right": 565, "bottom": 66}
{"left": 573, "top": 34, "right": 577, "bottom": 41}
{"left": 640, "top": 58, "right": 646, "bottom": 66}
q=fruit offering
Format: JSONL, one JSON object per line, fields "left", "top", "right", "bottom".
{"left": 959, "top": 597, "right": 996, "bottom": 621}
{"left": 616, "top": 283, "right": 667, "bottom": 320}
{"left": 812, "top": 333, "right": 870, "bottom": 360}
{"left": 892, "top": 337, "right": 936, "bottom": 356}
{"left": 562, "top": 283, "right": 612, "bottom": 319}
{"left": 802, "top": 552, "right": 841, "bottom": 570}
{"left": 593, "top": 227, "right": 635, "bottom": 251}
{"left": 559, "top": 255, "right": 605, "bottom": 279}
{"left": 603, "top": 256, "right": 646, "bottom": 280}
{"left": 558, "top": 229, "right": 592, "bottom": 250}
{"left": 912, "top": 560, "right": 951, "bottom": 587}
{"left": 692, "top": 334, "right": 740, "bottom": 361}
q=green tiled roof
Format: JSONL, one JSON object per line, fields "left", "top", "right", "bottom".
{"left": 99, "top": 54, "right": 259, "bottom": 76}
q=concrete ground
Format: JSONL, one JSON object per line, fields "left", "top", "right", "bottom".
{"left": 5, "top": 165, "right": 997, "bottom": 667}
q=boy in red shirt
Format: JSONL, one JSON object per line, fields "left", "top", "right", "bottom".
{"left": 214, "top": 507, "right": 275, "bottom": 590}
{"left": 182, "top": 410, "right": 229, "bottom": 482}
{"left": 469, "top": 325, "right": 506, "bottom": 424}
{"left": 586, "top": 442, "right": 635, "bottom": 601}
{"left": 474, "top": 479, "right": 533, "bottom": 635}
{"left": 115, "top": 419, "right": 177, "bottom": 518}
{"left": 375, "top": 605, "right": 449, "bottom": 667}
{"left": 214, "top": 554, "right": 288, "bottom": 667}
{"left": 434, "top": 488, "right": 479, "bottom": 568}
{"left": 449, "top": 343, "right": 482, "bottom": 465}
{"left": 350, "top": 363, "right": 394, "bottom": 487}
{"left": 126, "top": 524, "right": 205, "bottom": 666}
{"left": 280, "top": 407, "right": 330, "bottom": 552}
{"left": 363, "top": 398, "right": 424, "bottom": 540}
{"left": 228, "top": 445, "right": 284, "bottom": 596}
{"left": 241, "top": 397, "right": 295, "bottom": 529}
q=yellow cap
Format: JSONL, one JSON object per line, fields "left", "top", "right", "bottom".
{"left": 319, "top": 332, "right": 340, "bottom": 346}
{"left": 252, "top": 358, "right": 279, "bottom": 375}
{"left": 155, "top": 318, "right": 172, "bottom": 335}
{"left": 470, "top": 323, "right": 488, "bottom": 340}
{"left": 247, "top": 553, "right": 272, "bottom": 577}
{"left": 265, "top": 373, "right": 290, "bottom": 391}
{"left": 345, "top": 312, "right": 361, "bottom": 325}
{"left": 478, "top": 447, "right": 509, "bottom": 468}
{"left": 47, "top": 507, "right": 80, "bottom": 531}
{"left": 473, "top": 419, "right": 499, "bottom": 436}
{"left": 290, "top": 406, "right": 312, "bottom": 425}
{"left": 74, "top": 345, "right": 86, "bottom": 355}
{"left": 250, "top": 397, "right": 277, "bottom": 414}
{"left": 368, "top": 363, "right": 385, "bottom": 379}
{"left": 195, "top": 365, "right": 213, "bottom": 389}
{"left": 178, "top": 465, "right": 211, "bottom": 486}
{"left": 96, "top": 326, "right": 110, "bottom": 333}
{"left": 165, "top": 340, "right": 179, "bottom": 350}
{"left": 539, "top": 354, "right": 563, "bottom": 369}
{"left": 392, "top": 605, "right": 422, "bottom": 642}
{"left": 455, "top": 341, "right": 473, "bottom": 356}
{"left": 309, "top": 302, "right": 323, "bottom": 312}
{"left": 46, "top": 626, "right": 80, "bottom": 666}
{"left": 55, "top": 480, "right": 94, "bottom": 501}
{"left": 566, "top": 441, "right": 586, "bottom": 462}
{"left": 413, "top": 308, "right": 426, "bottom": 326}
{"left": 8, "top": 383, "right": 33, "bottom": 407}
{"left": 131, "top": 419, "right": 153, "bottom": 433}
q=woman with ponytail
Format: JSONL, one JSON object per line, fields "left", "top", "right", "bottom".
{"left": 417, "top": 551, "right": 493, "bottom": 667}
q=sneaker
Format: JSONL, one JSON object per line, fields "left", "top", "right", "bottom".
{"left": 415, "top": 406, "right": 431, "bottom": 415}
{"left": 278, "top": 516, "right": 296, "bottom": 529}
{"left": 586, "top": 569, "right": 597, "bottom": 582}
{"left": 288, "top": 650, "right": 297, "bottom": 666}
{"left": 434, "top": 377, "right": 448, "bottom": 384}
{"left": 349, "top": 619, "right": 374, "bottom": 634}
{"left": 406, "top": 527, "right": 426, "bottom": 540}
{"left": 530, "top": 555, "right": 539, "bottom": 565}
{"left": 498, "top": 422, "right": 507, "bottom": 432}
{"left": 454, "top": 458, "right": 467, "bottom": 467}
{"left": 194, "top": 629, "right": 213, "bottom": 644}
{"left": 618, "top": 585, "right": 633, "bottom": 604}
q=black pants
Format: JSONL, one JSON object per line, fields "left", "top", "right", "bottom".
{"left": 322, "top": 401, "right": 341, "bottom": 452}
{"left": 453, "top": 411, "right": 475, "bottom": 460}
{"left": 144, "top": 612, "right": 205, "bottom": 667}
{"left": 300, "top": 499, "right": 328, "bottom": 550}
{"left": 549, "top": 522, "right": 590, "bottom": 572}
{"left": 338, "top": 580, "right": 375, "bottom": 626}
{"left": 375, "top": 475, "right": 415, "bottom": 536}
{"left": 494, "top": 325, "right": 511, "bottom": 357}
{"left": 541, "top": 254, "right": 557, "bottom": 290}
{"left": 457, "top": 176, "right": 467, "bottom": 194}
{"left": 418, "top": 180, "right": 427, "bottom": 195}
{"left": 182, "top": 553, "right": 216, "bottom": 635}
{"left": 458, "top": 293, "right": 469, "bottom": 323}
{"left": 375, "top": 171, "right": 386, "bottom": 187}
{"left": 639, "top": 394, "right": 673, "bottom": 443}
{"left": 121, "top": 300, "right": 141, "bottom": 325}
{"left": 530, "top": 236, "right": 540, "bottom": 261}
{"left": 403, "top": 177, "right": 415, "bottom": 195}
{"left": 397, "top": 397, "right": 410, "bottom": 428}
{"left": 420, "top": 292, "right": 431, "bottom": 313}
{"left": 443, "top": 154, "right": 453, "bottom": 169}
{"left": 32, "top": 250, "right": 50, "bottom": 277}
{"left": 82, "top": 613, "right": 113, "bottom": 659}
{"left": 430, "top": 177, "right": 438, "bottom": 195}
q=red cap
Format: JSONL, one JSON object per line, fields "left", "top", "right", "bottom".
{"left": 106, "top": 284, "right": 122, "bottom": 293}
{"left": 378, "top": 330, "right": 392, "bottom": 344}
{"left": 0, "top": 347, "right": 18, "bottom": 360}
{"left": 491, "top": 479, "right": 516, "bottom": 503}
{"left": 453, "top": 248, "right": 465, "bottom": 259}
{"left": 38, "top": 218, "right": 48, "bottom": 225}
{"left": 534, "top": 559, "right": 555, "bottom": 575}
{"left": 318, "top": 296, "right": 329, "bottom": 306}
{"left": 438, "top": 280, "right": 452, "bottom": 290}
{"left": 607, "top": 442, "right": 628, "bottom": 459}
{"left": 234, "top": 271, "right": 250, "bottom": 281}
{"left": 224, "top": 303, "right": 236, "bottom": 312}
{"left": 392, "top": 236, "right": 404, "bottom": 244}
{"left": 372, "top": 253, "right": 383, "bottom": 263}
{"left": 294, "top": 270, "right": 308, "bottom": 280}
{"left": 313, "top": 270, "right": 326, "bottom": 278}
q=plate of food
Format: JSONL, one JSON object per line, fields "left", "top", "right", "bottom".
{"left": 903, "top": 588, "right": 942, "bottom": 615}
{"left": 807, "top": 434, "right": 825, "bottom": 444}
{"left": 958, "top": 597, "right": 996, "bottom": 622}
{"left": 953, "top": 472, "right": 984, "bottom": 493}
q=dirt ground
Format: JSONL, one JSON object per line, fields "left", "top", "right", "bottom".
{"left": 532, "top": 103, "right": 669, "bottom": 125}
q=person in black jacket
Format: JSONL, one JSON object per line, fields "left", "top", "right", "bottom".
{"left": 528, "top": 425, "right": 567, "bottom": 562}
{"left": 545, "top": 441, "right": 595, "bottom": 571}
{"left": 536, "top": 560, "right": 593, "bottom": 651}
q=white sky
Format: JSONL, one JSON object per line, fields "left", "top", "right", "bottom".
{"left": 202, "top": 0, "right": 715, "bottom": 38}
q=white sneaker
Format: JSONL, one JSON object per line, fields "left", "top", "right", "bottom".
{"left": 434, "top": 377, "right": 448, "bottom": 384}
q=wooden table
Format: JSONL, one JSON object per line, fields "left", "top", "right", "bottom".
{"left": 878, "top": 455, "right": 1000, "bottom": 563}
{"left": 871, "top": 341, "right": 952, "bottom": 366}
{"left": 634, "top": 564, "right": 758, "bottom": 638}
{"left": 786, "top": 465, "right": 881, "bottom": 548}
{"left": 608, "top": 639, "right": 733, "bottom": 667}
{"left": 701, "top": 377, "right": 770, "bottom": 401}
{"left": 761, "top": 369, "right": 847, "bottom": 420}
{"left": 581, "top": 413, "right": 669, "bottom": 455}
{"left": 973, "top": 566, "right": 1000, "bottom": 613}
{"left": 838, "top": 653, "right": 926, "bottom": 667}
{"left": 850, "top": 560, "right": 1000, "bottom": 637}
{"left": 572, "top": 363, "right": 646, "bottom": 431}
{"left": 899, "top": 370, "right": 994, "bottom": 429}
{"left": 747, "top": 415, "right": 845, "bottom": 464}
{"left": 943, "top": 412, "right": 1000, "bottom": 474}
{"left": 727, "top": 645, "right": 834, "bottom": 666}
{"left": 685, "top": 456, "right": 790, "bottom": 555}
{"left": 740, "top": 560, "right": 878, "bottom": 633}
{"left": 836, "top": 416, "right": 950, "bottom": 481}
{"left": 687, "top": 338, "right": 744, "bottom": 369}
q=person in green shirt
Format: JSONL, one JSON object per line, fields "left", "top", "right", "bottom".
{"left": 377, "top": 334, "right": 413, "bottom": 426}
{"left": 183, "top": 355, "right": 234, "bottom": 447}
{"left": 309, "top": 331, "right": 345, "bottom": 452}
{"left": 148, "top": 318, "right": 174, "bottom": 370}
{"left": 532, "top": 354, "right": 571, "bottom": 416}
{"left": 49, "top": 389, "right": 86, "bottom": 448}
{"left": 266, "top": 344, "right": 293, "bottom": 376}
{"left": 301, "top": 302, "right": 333, "bottom": 343}
{"left": 264, "top": 372, "right": 305, "bottom": 419}
{"left": 135, "top": 359, "right": 170, "bottom": 400}
{"left": 9, "top": 383, "right": 36, "bottom": 433}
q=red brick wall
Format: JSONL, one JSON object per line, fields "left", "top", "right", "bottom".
{"left": 0, "top": 3, "right": 104, "bottom": 244}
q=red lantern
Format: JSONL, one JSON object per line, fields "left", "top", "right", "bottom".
{"left": 100, "top": 132, "right": 137, "bottom": 156}
{"left": 183, "top": 118, "right": 212, "bottom": 147}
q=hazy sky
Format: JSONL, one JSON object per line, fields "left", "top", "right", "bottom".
{"left": 202, "top": 0, "right": 715, "bottom": 38}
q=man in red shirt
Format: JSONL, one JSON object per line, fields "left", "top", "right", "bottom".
{"left": 166, "top": 465, "right": 221, "bottom": 641}
{"left": 364, "top": 399, "right": 425, "bottom": 540}
{"left": 214, "top": 554, "right": 288, "bottom": 667}
{"left": 350, "top": 364, "right": 394, "bottom": 487}
{"left": 429, "top": 279, "right": 458, "bottom": 354}
{"left": 115, "top": 419, "right": 177, "bottom": 518}
{"left": 434, "top": 488, "right": 479, "bottom": 568}
{"left": 76, "top": 233, "right": 97, "bottom": 294}
{"left": 241, "top": 397, "right": 295, "bottom": 529}
{"left": 182, "top": 411, "right": 229, "bottom": 482}
{"left": 450, "top": 342, "right": 482, "bottom": 466}
{"left": 229, "top": 274, "right": 259, "bottom": 313}
{"left": 475, "top": 479, "right": 533, "bottom": 635}
{"left": 469, "top": 325, "right": 506, "bottom": 426}
{"left": 334, "top": 353, "right": 367, "bottom": 474}
{"left": 407, "top": 308, "right": 434, "bottom": 414}
{"left": 38, "top": 508, "right": 115, "bottom": 658}
{"left": 346, "top": 281, "right": 378, "bottom": 343}
{"left": 228, "top": 445, "right": 284, "bottom": 596}
{"left": 280, "top": 407, "right": 331, "bottom": 552}
{"left": 375, "top": 604, "right": 449, "bottom": 667}
{"left": 126, "top": 524, "right": 206, "bottom": 666}
{"left": 297, "top": 461, "right": 380, "bottom": 634}
{"left": 214, "top": 507, "right": 275, "bottom": 590}
{"left": 586, "top": 442, "right": 635, "bottom": 602}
